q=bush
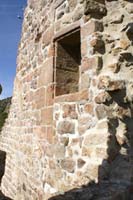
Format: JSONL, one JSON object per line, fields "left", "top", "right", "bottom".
{"left": 0, "top": 97, "right": 11, "bottom": 132}
{"left": 0, "top": 85, "right": 2, "bottom": 95}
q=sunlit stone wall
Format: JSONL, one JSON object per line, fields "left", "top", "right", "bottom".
{"left": 0, "top": 0, "right": 133, "bottom": 199}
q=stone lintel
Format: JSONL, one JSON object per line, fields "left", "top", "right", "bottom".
{"left": 53, "top": 21, "right": 81, "bottom": 42}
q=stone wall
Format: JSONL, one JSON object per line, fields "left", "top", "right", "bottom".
{"left": 0, "top": 0, "right": 133, "bottom": 199}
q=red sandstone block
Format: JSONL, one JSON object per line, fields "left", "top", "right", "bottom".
{"left": 80, "top": 73, "right": 90, "bottom": 90}
{"left": 81, "top": 20, "right": 103, "bottom": 40}
{"left": 48, "top": 44, "right": 54, "bottom": 57}
{"left": 79, "top": 89, "right": 89, "bottom": 101}
{"left": 40, "top": 87, "right": 46, "bottom": 97}
{"left": 33, "top": 126, "right": 47, "bottom": 139}
{"left": 37, "top": 87, "right": 46, "bottom": 100}
{"left": 46, "top": 84, "right": 54, "bottom": 106}
{"left": 81, "top": 40, "right": 88, "bottom": 57}
{"left": 54, "top": 20, "right": 80, "bottom": 40}
{"left": 28, "top": 92, "right": 33, "bottom": 102}
{"left": 55, "top": 92, "right": 79, "bottom": 103}
{"left": 84, "top": 103, "right": 94, "bottom": 114}
{"left": 55, "top": 89, "right": 89, "bottom": 103}
{"left": 38, "top": 58, "right": 53, "bottom": 87}
{"left": 81, "top": 56, "right": 102, "bottom": 72}
{"left": 36, "top": 99, "right": 46, "bottom": 110}
{"left": 47, "top": 126, "right": 55, "bottom": 144}
{"left": 41, "top": 107, "right": 53, "bottom": 125}
{"left": 42, "top": 26, "right": 54, "bottom": 47}
{"left": 33, "top": 87, "right": 46, "bottom": 109}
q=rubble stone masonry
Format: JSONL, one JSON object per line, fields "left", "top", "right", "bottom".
{"left": 0, "top": 0, "right": 133, "bottom": 199}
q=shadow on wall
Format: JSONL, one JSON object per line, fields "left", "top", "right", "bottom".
{"left": 49, "top": 89, "right": 133, "bottom": 200}
{"left": 0, "top": 150, "right": 13, "bottom": 200}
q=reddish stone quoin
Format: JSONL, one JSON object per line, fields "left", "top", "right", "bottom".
{"left": 0, "top": 0, "right": 133, "bottom": 199}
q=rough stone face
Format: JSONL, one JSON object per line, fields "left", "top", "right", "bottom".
{"left": 0, "top": 0, "right": 132, "bottom": 199}
{"left": 62, "top": 104, "right": 78, "bottom": 119}
{"left": 77, "top": 158, "right": 86, "bottom": 168}
{"left": 95, "top": 91, "right": 111, "bottom": 104}
{"left": 57, "top": 120, "right": 75, "bottom": 134}
{"left": 84, "top": 0, "right": 107, "bottom": 17}
{"left": 98, "top": 76, "right": 125, "bottom": 91}
{"left": 61, "top": 158, "right": 75, "bottom": 173}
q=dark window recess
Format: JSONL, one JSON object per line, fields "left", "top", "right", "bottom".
{"left": 55, "top": 30, "right": 81, "bottom": 96}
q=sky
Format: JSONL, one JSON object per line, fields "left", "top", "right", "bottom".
{"left": 0, "top": 0, "right": 27, "bottom": 99}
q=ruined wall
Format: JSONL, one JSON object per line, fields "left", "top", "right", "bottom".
{"left": 0, "top": 0, "right": 133, "bottom": 199}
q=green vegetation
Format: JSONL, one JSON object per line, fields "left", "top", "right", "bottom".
{"left": 0, "top": 85, "right": 2, "bottom": 95}
{"left": 0, "top": 97, "right": 11, "bottom": 132}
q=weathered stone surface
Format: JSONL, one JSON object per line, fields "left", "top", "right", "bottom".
{"left": 0, "top": 0, "right": 132, "bottom": 199}
{"left": 116, "top": 121, "right": 127, "bottom": 146}
{"left": 122, "top": 23, "right": 133, "bottom": 42}
{"left": 95, "top": 104, "right": 108, "bottom": 119}
{"left": 84, "top": 0, "right": 107, "bottom": 17}
{"left": 61, "top": 158, "right": 75, "bottom": 173}
{"left": 81, "top": 56, "right": 102, "bottom": 72}
{"left": 77, "top": 158, "right": 86, "bottom": 168}
{"left": 83, "top": 130, "right": 109, "bottom": 146}
{"left": 54, "top": 144, "right": 65, "bottom": 159}
{"left": 95, "top": 91, "right": 111, "bottom": 104}
{"left": 84, "top": 103, "right": 94, "bottom": 114}
{"left": 90, "top": 34, "right": 105, "bottom": 54}
{"left": 126, "top": 3, "right": 133, "bottom": 14}
{"left": 81, "top": 20, "right": 103, "bottom": 39}
{"left": 57, "top": 120, "right": 75, "bottom": 134}
{"left": 98, "top": 76, "right": 125, "bottom": 91}
{"left": 107, "top": 62, "right": 120, "bottom": 73}
{"left": 80, "top": 73, "right": 90, "bottom": 90}
{"left": 62, "top": 104, "right": 78, "bottom": 119}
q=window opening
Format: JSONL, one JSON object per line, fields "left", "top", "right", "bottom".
{"left": 54, "top": 29, "right": 81, "bottom": 96}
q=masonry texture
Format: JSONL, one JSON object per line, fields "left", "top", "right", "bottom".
{"left": 0, "top": 0, "right": 133, "bottom": 199}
